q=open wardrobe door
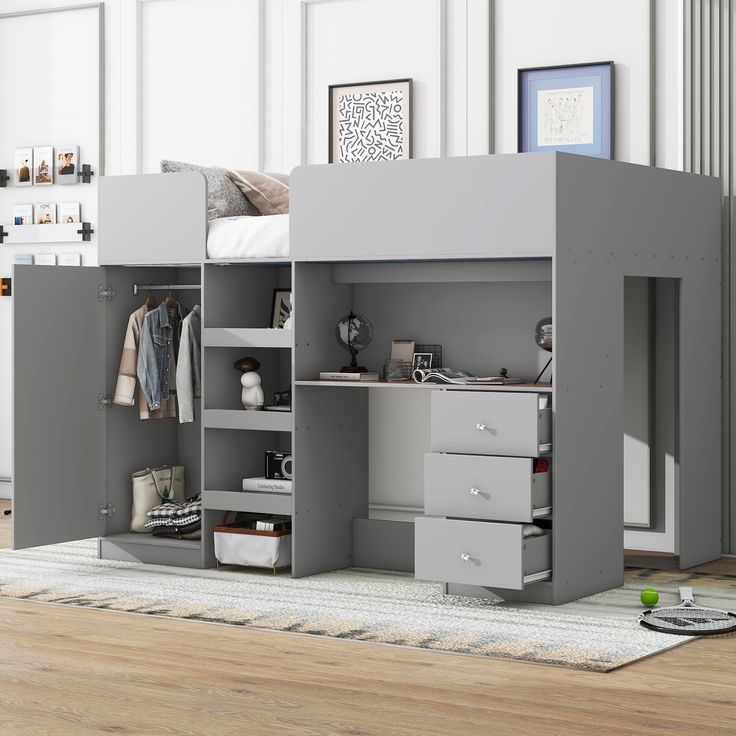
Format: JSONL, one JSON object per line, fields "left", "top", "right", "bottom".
{"left": 12, "top": 265, "right": 107, "bottom": 549}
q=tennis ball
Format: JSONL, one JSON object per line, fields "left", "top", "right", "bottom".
{"left": 640, "top": 588, "right": 659, "bottom": 607}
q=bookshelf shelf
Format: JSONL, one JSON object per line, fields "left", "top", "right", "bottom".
{"left": 203, "top": 328, "right": 292, "bottom": 349}
{"left": 203, "top": 490, "right": 292, "bottom": 515}
{"left": 295, "top": 380, "right": 552, "bottom": 393}
{"left": 203, "top": 409, "right": 293, "bottom": 432}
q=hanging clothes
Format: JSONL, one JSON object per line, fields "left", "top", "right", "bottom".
{"left": 113, "top": 304, "right": 177, "bottom": 420}
{"left": 138, "top": 301, "right": 188, "bottom": 412}
{"left": 177, "top": 305, "right": 201, "bottom": 424}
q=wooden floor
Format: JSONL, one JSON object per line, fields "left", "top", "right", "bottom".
{"left": 1, "top": 498, "right": 736, "bottom": 735}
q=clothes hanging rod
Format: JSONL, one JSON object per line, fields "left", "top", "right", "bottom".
{"left": 133, "top": 284, "right": 201, "bottom": 295}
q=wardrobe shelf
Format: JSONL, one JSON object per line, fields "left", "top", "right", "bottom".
{"left": 100, "top": 533, "right": 201, "bottom": 549}
{"left": 203, "top": 327, "right": 292, "bottom": 349}
{"left": 203, "top": 490, "right": 292, "bottom": 515}
{"left": 203, "top": 409, "right": 293, "bottom": 432}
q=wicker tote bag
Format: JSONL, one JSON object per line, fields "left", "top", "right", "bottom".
{"left": 130, "top": 465, "right": 185, "bottom": 533}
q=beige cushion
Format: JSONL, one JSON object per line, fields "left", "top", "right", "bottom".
{"left": 226, "top": 170, "right": 289, "bottom": 215}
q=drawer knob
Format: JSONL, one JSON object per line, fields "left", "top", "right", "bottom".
{"left": 475, "top": 422, "right": 487, "bottom": 432}
{"left": 460, "top": 553, "right": 471, "bottom": 562}
{"left": 469, "top": 487, "right": 481, "bottom": 496}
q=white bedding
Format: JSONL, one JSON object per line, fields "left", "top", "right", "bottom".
{"left": 207, "top": 214, "right": 289, "bottom": 259}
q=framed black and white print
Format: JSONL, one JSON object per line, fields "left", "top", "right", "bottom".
{"left": 518, "top": 61, "right": 614, "bottom": 159}
{"left": 271, "top": 289, "right": 292, "bottom": 329}
{"left": 329, "top": 79, "right": 412, "bottom": 163}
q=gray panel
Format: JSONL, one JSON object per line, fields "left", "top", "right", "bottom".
{"left": 424, "top": 453, "right": 550, "bottom": 522}
{"left": 98, "top": 172, "right": 206, "bottom": 265}
{"left": 292, "top": 385, "right": 368, "bottom": 577}
{"left": 555, "top": 153, "right": 721, "bottom": 581}
{"left": 99, "top": 535, "right": 203, "bottom": 568}
{"left": 352, "top": 519, "right": 414, "bottom": 572}
{"left": 291, "top": 153, "right": 556, "bottom": 260}
{"left": 414, "top": 517, "right": 551, "bottom": 590}
{"left": 203, "top": 409, "right": 292, "bottom": 432}
{"left": 102, "top": 266, "right": 181, "bottom": 537}
{"left": 430, "top": 391, "right": 549, "bottom": 457}
{"left": 13, "top": 265, "right": 106, "bottom": 549}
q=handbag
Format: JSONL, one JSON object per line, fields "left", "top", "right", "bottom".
{"left": 130, "top": 465, "right": 185, "bottom": 533}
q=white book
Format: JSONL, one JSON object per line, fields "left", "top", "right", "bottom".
{"left": 319, "top": 371, "right": 379, "bottom": 382}
{"left": 242, "top": 477, "right": 292, "bottom": 493}
{"left": 35, "top": 254, "right": 56, "bottom": 266}
{"left": 14, "top": 254, "right": 33, "bottom": 265}
{"left": 34, "top": 202, "right": 55, "bottom": 225}
{"left": 59, "top": 253, "right": 81, "bottom": 267}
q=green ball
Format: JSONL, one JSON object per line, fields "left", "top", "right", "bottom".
{"left": 640, "top": 588, "right": 659, "bottom": 607}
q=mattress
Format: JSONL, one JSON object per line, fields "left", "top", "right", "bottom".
{"left": 206, "top": 214, "right": 289, "bottom": 259}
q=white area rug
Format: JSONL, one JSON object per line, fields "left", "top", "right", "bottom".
{"left": 2, "top": 540, "right": 730, "bottom": 671}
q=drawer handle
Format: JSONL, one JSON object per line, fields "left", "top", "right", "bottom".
{"left": 475, "top": 423, "right": 487, "bottom": 432}
{"left": 469, "top": 487, "right": 481, "bottom": 496}
{"left": 460, "top": 553, "right": 471, "bottom": 562}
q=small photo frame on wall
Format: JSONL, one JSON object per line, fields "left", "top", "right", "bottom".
{"left": 33, "top": 145, "right": 54, "bottom": 185}
{"left": 518, "top": 61, "right": 614, "bottom": 159}
{"left": 56, "top": 145, "right": 79, "bottom": 184}
{"left": 14, "top": 148, "right": 33, "bottom": 186}
{"left": 329, "top": 78, "right": 412, "bottom": 163}
{"left": 271, "top": 289, "right": 292, "bottom": 329}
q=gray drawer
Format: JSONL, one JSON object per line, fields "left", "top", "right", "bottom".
{"left": 414, "top": 517, "right": 551, "bottom": 590}
{"left": 424, "top": 453, "right": 551, "bottom": 522}
{"left": 431, "top": 391, "right": 551, "bottom": 457}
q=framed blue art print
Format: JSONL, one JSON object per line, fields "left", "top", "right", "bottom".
{"left": 518, "top": 61, "right": 614, "bottom": 159}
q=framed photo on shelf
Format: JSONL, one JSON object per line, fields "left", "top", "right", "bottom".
{"left": 56, "top": 145, "right": 79, "bottom": 184}
{"left": 329, "top": 78, "right": 412, "bottom": 163}
{"left": 12, "top": 204, "right": 33, "bottom": 225}
{"left": 14, "top": 148, "right": 32, "bottom": 187}
{"left": 518, "top": 61, "right": 614, "bottom": 159}
{"left": 33, "top": 146, "right": 54, "bottom": 185}
{"left": 35, "top": 202, "right": 55, "bottom": 225}
{"left": 58, "top": 202, "right": 80, "bottom": 223}
{"left": 271, "top": 289, "right": 292, "bottom": 329}
{"left": 412, "top": 352, "right": 433, "bottom": 371}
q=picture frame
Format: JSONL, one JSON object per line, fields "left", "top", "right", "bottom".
{"left": 56, "top": 145, "right": 79, "bottom": 184}
{"left": 329, "top": 78, "right": 412, "bottom": 163}
{"left": 271, "top": 289, "right": 292, "bottom": 329}
{"left": 412, "top": 352, "right": 433, "bottom": 371}
{"left": 518, "top": 61, "right": 614, "bottom": 159}
{"left": 14, "top": 148, "right": 32, "bottom": 187}
{"left": 33, "top": 146, "right": 54, "bottom": 185}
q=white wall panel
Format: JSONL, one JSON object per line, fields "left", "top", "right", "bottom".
{"left": 495, "top": 0, "right": 652, "bottom": 164}
{"left": 0, "top": 3, "right": 103, "bottom": 493}
{"left": 138, "top": 0, "right": 261, "bottom": 173}
{"left": 301, "top": 0, "right": 446, "bottom": 164}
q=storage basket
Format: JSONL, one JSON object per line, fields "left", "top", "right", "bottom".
{"left": 213, "top": 522, "right": 292, "bottom": 571}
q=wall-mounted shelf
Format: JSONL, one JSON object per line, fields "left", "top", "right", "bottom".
{"left": 0, "top": 222, "right": 93, "bottom": 244}
{"left": 295, "top": 379, "right": 553, "bottom": 392}
{"left": 203, "top": 328, "right": 292, "bottom": 349}
{"left": 0, "top": 164, "right": 94, "bottom": 187}
{"left": 203, "top": 490, "right": 292, "bottom": 515}
{"left": 203, "top": 409, "right": 293, "bottom": 432}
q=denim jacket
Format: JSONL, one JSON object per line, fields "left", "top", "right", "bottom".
{"left": 137, "top": 301, "right": 189, "bottom": 411}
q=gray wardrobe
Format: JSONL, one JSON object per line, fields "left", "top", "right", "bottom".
{"left": 10, "top": 153, "right": 722, "bottom": 605}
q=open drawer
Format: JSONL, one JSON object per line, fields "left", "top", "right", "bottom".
{"left": 414, "top": 517, "right": 551, "bottom": 590}
{"left": 425, "top": 453, "right": 551, "bottom": 522}
{"left": 430, "top": 391, "right": 551, "bottom": 457}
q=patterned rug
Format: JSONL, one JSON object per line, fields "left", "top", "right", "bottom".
{"left": 1, "top": 540, "right": 735, "bottom": 671}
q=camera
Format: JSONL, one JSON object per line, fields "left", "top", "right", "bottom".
{"left": 265, "top": 450, "right": 292, "bottom": 480}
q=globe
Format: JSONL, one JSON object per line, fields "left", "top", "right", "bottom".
{"left": 335, "top": 311, "right": 373, "bottom": 372}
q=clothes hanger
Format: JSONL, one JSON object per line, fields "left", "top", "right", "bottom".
{"left": 144, "top": 288, "right": 158, "bottom": 310}
{"left": 165, "top": 287, "right": 177, "bottom": 309}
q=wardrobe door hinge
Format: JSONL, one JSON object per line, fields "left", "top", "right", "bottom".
{"left": 98, "top": 285, "right": 116, "bottom": 302}
{"left": 98, "top": 394, "right": 114, "bottom": 410}
{"left": 98, "top": 503, "right": 116, "bottom": 520}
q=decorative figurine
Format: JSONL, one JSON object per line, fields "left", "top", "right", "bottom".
{"left": 335, "top": 311, "right": 373, "bottom": 373}
{"left": 234, "top": 357, "right": 264, "bottom": 410}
